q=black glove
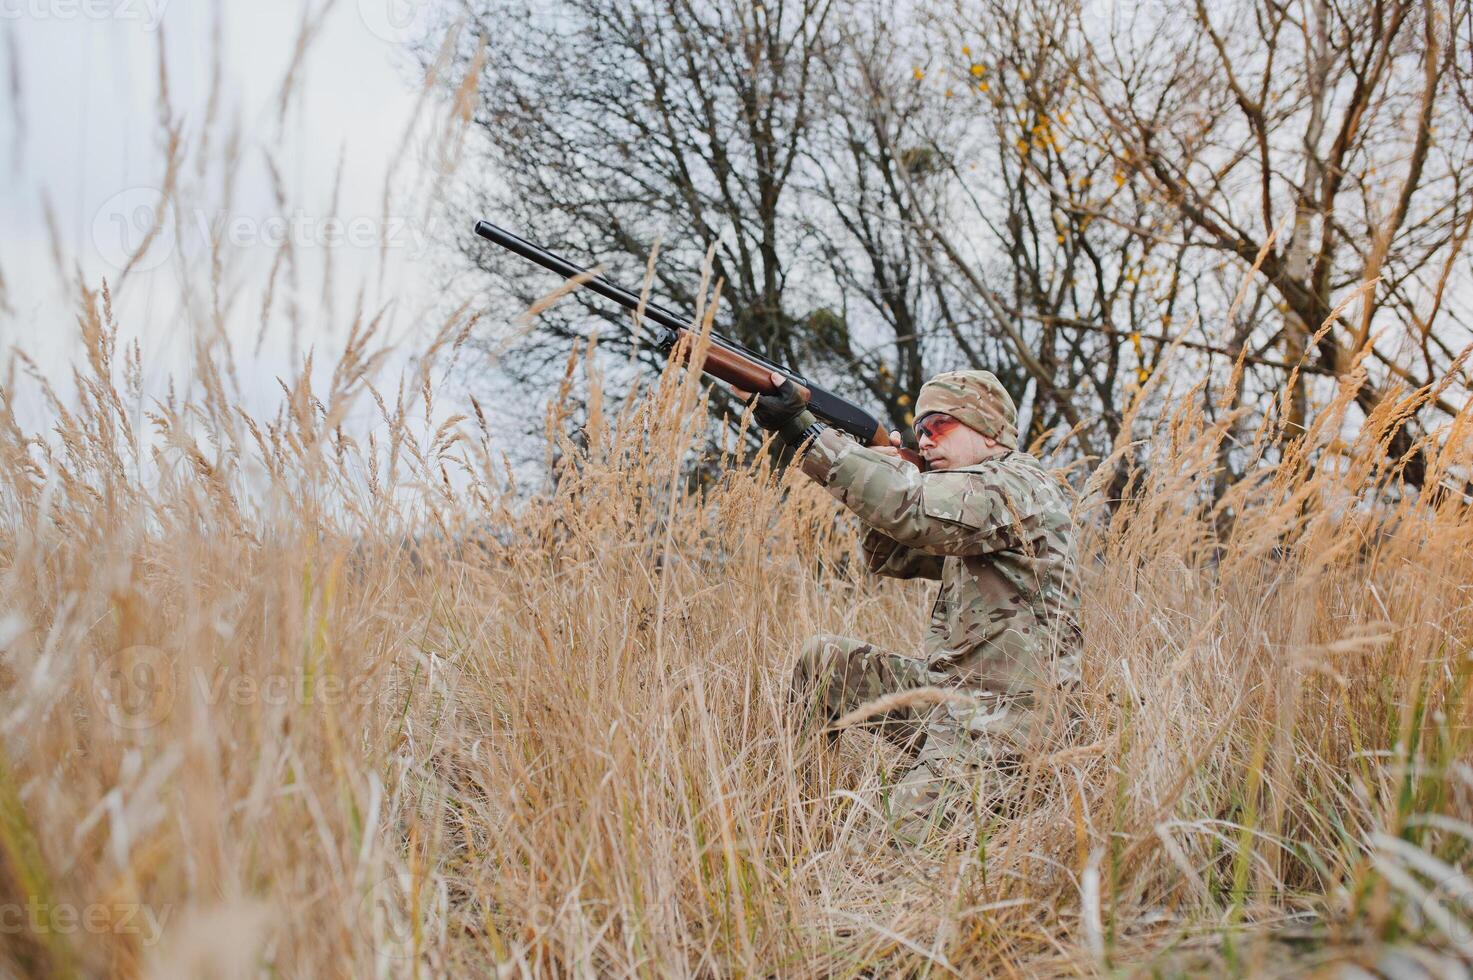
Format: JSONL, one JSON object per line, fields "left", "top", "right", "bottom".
{"left": 747, "top": 379, "right": 824, "bottom": 447}
{"left": 749, "top": 379, "right": 807, "bottom": 431}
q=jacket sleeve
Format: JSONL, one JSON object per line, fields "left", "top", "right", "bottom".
{"left": 800, "top": 428, "right": 1037, "bottom": 557}
{"left": 861, "top": 526, "right": 945, "bottom": 580}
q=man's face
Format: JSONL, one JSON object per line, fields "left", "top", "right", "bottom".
{"left": 914, "top": 413, "right": 998, "bottom": 470}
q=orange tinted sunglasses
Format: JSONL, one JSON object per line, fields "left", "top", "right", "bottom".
{"left": 913, "top": 412, "right": 962, "bottom": 443}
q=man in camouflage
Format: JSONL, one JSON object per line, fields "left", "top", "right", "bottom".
{"left": 745, "top": 369, "right": 1080, "bottom": 842}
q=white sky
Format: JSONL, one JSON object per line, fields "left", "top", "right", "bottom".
{"left": 1, "top": 0, "right": 472, "bottom": 434}
{"left": 4, "top": 1, "right": 1465, "bottom": 478}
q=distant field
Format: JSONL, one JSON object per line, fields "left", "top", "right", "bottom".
{"left": 1, "top": 304, "right": 1469, "bottom": 977}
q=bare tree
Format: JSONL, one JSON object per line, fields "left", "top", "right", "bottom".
{"left": 796, "top": 9, "right": 1029, "bottom": 430}
{"left": 454, "top": 0, "right": 966, "bottom": 444}
{"left": 444, "top": 0, "right": 1472, "bottom": 494}
{"left": 1054, "top": 0, "right": 1473, "bottom": 488}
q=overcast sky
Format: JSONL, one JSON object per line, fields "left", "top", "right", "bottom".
{"left": 1, "top": 0, "right": 472, "bottom": 432}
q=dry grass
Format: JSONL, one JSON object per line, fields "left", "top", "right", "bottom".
{"left": 0, "top": 270, "right": 1470, "bottom": 978}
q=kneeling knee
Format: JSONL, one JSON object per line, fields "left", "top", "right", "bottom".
{"left": 793, "top": 633, "right": 842, "bottom": 686}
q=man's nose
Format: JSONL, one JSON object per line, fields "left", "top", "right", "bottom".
{"left": 917, "top": 432, "right": 935, "bottom": 450}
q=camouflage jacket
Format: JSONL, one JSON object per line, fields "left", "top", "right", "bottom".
{"left": 800, "top": 427, "right": 1081, "bottom": 700}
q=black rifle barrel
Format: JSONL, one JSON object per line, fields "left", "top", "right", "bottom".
{"left": 473, "top": 218, "right": 896, "bottom": 451}
{"left": 474, "top": 220, "right": 693, "bottom": 348}
{"left": 473, "top": 219, "right": 805, "bottom": 379}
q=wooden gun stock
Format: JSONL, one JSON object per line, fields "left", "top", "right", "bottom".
{"left": 676, "top": 337, "right": 809, "bottom": 400}
{"left": 678, "top": 333, "right": 927, "bottom": 468}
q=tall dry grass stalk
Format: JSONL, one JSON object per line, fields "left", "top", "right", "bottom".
{"left": 0, "top": 270, "right": 1470, "bottom": 977}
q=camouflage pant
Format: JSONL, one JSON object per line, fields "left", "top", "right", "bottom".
{"left": 790, "top": 633, "right": 1018, "bottom": 843}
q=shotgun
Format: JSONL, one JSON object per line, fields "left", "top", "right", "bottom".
{"left": 474, "top": 219, "right": 923, "bottom": 465}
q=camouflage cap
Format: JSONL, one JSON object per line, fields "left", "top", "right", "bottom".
{"left": 914, "top": 370, "right": 1018, "bottom": 449}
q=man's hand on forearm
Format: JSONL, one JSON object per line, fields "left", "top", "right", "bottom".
{"left": 733, "top": 371, "right": 824, "bottom": 447}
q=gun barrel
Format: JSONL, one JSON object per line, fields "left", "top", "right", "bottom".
{"left": 474, "top": 218, "right": 895, "bottom": 452}
{"left": 474, "top": 220, "right": 693, "bottom": 345}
